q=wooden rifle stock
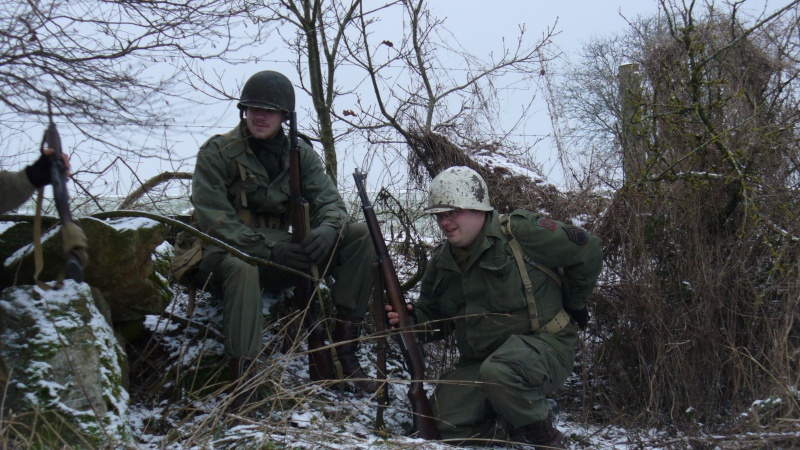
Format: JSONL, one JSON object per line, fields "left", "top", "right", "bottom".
{"left": 352, "top": 169, "right": 440, "bottom": 440}
{"left": 370, "top": 262, "right": 389, "bottom": 428}
{"left": 288, "top": 111, "right": 335, "bottom": 382}
{"left": 43, "top": 96, "right": 84, "bottom": 282}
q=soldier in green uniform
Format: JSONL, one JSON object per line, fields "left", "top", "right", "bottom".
{"left": 191, "top": 70, "right": 377, "bottom": 400}
{"left": 387, "top": 166, "right": 603, "bottom": 448}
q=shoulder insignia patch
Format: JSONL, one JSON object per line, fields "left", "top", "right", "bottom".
{"left": 536, "top": 217, "right": 558, "bottom": 231}
{"left": 563, "top": 225, "right": 589, "bottom": 245}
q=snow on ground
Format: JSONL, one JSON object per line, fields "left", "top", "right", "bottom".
{"left": 124, "top": 287, "right": 667, "bottom": 450}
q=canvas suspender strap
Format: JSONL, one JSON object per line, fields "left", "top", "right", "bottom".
{"left": 237, "top": 162, "right": 249, "bottom": 208}
{"left": 229, "top": 160, "right": 287, "bottom": 231}
{"left": 500, "top": 214, "right": 562, "bottom": 286}
{"left": 506, "top": 235, "right": 541, "bottom": 332}
{"left": 498, "top": 213, "right": 571, "bottom": 335}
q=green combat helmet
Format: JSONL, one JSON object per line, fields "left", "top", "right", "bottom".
{"left": 237, "top": 70, "right": 295, "bottom": 113}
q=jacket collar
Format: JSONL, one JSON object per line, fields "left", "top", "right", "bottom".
{"left": 435, "top": 210, "right": 502, "bottom": 272}
{"left": 229, "top": 122, "right": 277, "bottom": 179}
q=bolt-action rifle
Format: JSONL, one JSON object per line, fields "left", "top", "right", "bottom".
{"left": 288, "top": 111, "right": 336, "bottom": 382}
{"left": 42, "top": 95, "right": 84, "bottom": 282}
{"left": 353, "top": 169, "right": 440, "bottom": 440}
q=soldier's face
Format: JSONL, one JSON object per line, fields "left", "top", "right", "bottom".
{"left": 246, "top": 107, "right": 285, "bottom": 139}
{"left": 435, "top": 209, "right": 485, "bottom": 248}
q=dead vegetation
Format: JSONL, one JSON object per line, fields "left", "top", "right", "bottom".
{"left": 406, "top": 128, "right": 587, "bottom": 220}
{"left": 558, "top": 2, "right": 800, "bottom": 445}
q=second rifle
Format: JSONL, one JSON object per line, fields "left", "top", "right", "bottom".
{"left": 288, "top": 111, "right": 336, "bottom": 382}
{"left": 42, "top": 95, "right": 84, "bottom": 282}
{"left": 353, "top": 168, "right": 440, "bottom": 440}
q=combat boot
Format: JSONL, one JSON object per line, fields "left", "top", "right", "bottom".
{"left": 332, "top": 314, "right": 379, "bottom": 394}
{"left": 509, "top": 412, "right": 568, "bottom": 449}
{"left": 228, "top": 357, "right": 258, "bottom": 413}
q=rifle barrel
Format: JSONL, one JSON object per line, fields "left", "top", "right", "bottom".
{"left": 353, "top": 169, "right": 440, "bottom": 440}
{"left": 43, "top": 99, "right": 84, "bottom": 282}
{"left": 289, "top": 111, "right": 336, "bottom": 382}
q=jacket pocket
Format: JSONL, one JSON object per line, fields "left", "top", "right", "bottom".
{"left": 432, "top": 272, "right": 462, "bottom": 317}
{"left": 476, "top": 256, "right": 526, "bottom": 312}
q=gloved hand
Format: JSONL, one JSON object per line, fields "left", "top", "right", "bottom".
{"left": 301, "top": 224, "right": 339, "bottom": 265}
{"left": 25, "top": 152, "right": 53, "bottom": 188}
{"left": 272, "top": 241, "right": 312, "bottom": 272}
{"left": 564, "top": 306, "right": 589, "bottom": 330}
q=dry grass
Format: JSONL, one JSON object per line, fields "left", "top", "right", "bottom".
{"left": 116, "top": 287, "right": 451, "bottom": 449}
{"left": 578, "top": 181, "right": 800, "bottom": 440}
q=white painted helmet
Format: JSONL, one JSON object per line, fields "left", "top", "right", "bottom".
{"left": 424, "top": 166, "right": 493, "bottom": 213}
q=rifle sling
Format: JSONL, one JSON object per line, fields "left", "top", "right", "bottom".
{"left": 31, "top": 188, "right": 71, "bottom": 290}
{"left": 499, "top": 213, "right": 569, "bottom": 335}
{"left": 32, "top": 187, "right": 50, "bottom": 290}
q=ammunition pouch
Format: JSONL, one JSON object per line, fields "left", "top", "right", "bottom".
{"left": 230, "top": 159, "right": 289, "bottom": 232}
{"left": 236, "top": 209, "right": 287, "bottom": 231}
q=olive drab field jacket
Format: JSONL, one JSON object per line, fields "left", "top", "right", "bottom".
{"left": 0, "top": 169, "right": 35, "bottom": 215}
{"left": 414, "top": 209, "right": 603, "bottom": 361}
{"left": 191, "top": 123, "right": 348, "bottom": 260}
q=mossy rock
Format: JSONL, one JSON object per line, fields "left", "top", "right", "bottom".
{"left": 0, "top": 281, "right": 130, "bottom": 448}
{"left": 0, "top": 217, "right": 57, "bottom": 289}
{"left": 81, "top": 217, "right": 172, "bottom": 322}
{"left": 1, "top": 216, "right": 173, "bottom": 325}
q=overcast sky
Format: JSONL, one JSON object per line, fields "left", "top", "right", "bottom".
{"left": 430, "top": 0, "right": 657, "bottom": 56}
{"left": 422, "top": 0, "right": 664, "bottom": 183}
{"left": 7, "top": 0, "right": 787, "bottom": 196}
{"left": 168, "top": 0, "right": 785, "bottom": 190}
{"left": 174, "top": 0, "right": 670, "bottom": 190}
{"left": 393, "top": 0, "right": 783, "bottom": 185}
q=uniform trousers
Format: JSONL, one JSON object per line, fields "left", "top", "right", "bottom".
{"left": 199, "top": 222, "right": 374, "bottom": 358}
{"left": 432, "top": 327, "right": 577, "bottom": 441}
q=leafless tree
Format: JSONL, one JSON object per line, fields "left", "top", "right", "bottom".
{"left": 235, "top": 1, "right": 559, "bottom": 197}
{"left": 340, "top": 0, "right": 562, "bottom": 213}
{"left": 0, "top": 0, "right": 251, "bottom": 202}
{"left": 233, "top": 0, "right": 401, "bottom": 185}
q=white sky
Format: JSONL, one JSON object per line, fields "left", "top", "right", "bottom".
{"left": 421, "top": 0, "right": 663, "bottom": 185}
{"left": 157, "top": 0, "right": 786, "bottom": 192}
{"left": 166, "top": 0, "right": 668, "bottom": 191}
{"left": 431, "top": 0, "right": 656, "bottom": 54}
{"left": 4, "top": 0, "right": 787, "bottom": 196}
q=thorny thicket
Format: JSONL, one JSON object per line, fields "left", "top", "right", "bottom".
{"left": 561, "top": 0, "right": 800, "bottom": 440}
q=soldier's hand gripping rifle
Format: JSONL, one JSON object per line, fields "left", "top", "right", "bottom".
{"left": 288, "top": 111, "right": 336, "bottom": 382}
{"left": 42, "top": 95, "right": 85, "bottom": 282}
{"left": 353, "top": 169, "right": 440, "bottom": 440}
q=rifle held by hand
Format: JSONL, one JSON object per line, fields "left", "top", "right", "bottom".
{"left": 43, "top": 96, "right": 84, "bottom": 282}
{"left": 353, "top": 168, "right": 440, "bottom": 440}
{"left": 288, "top": 111, "right": 336, "bottom": 382}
